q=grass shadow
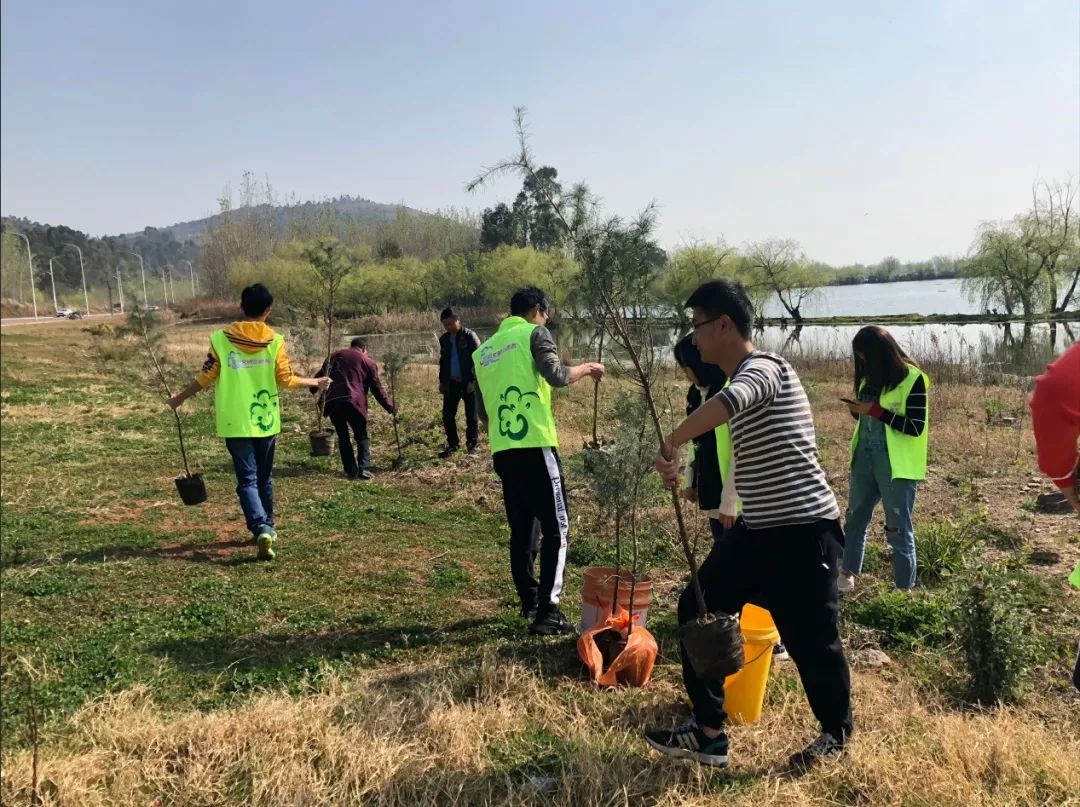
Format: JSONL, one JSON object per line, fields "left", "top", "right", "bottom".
{"left": 149, "top": 617, "right": 500, "bottom": 676}
{"left": 7, "top": 538, "right": 261, "bottom": 567}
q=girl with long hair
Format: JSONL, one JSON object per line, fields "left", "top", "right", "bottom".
{"left": 839, "top": 326, "right": 930, "bottom": 593}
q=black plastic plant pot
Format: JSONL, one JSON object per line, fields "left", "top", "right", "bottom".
{"left": 309, "top": 430, "right": 335, "bottom": 457}
{"left": 678, "top": 611, "right": 744, "bottom": 680}
{"left": 175, "top": 473, "right": 207, "bottom": 506}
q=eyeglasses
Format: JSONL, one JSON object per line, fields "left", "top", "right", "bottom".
{"left": 691, "top": 315, "right": 722, "bottom": 332}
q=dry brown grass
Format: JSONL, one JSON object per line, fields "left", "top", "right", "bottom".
{"left": 2, "top": 655, "right": 1077, "bottom": 806}
{"left": 3, "top": 319, "right": 1078, "bottom": 807}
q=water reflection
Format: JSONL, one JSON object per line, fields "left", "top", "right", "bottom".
{"left": 359, "top": 320, "right": 1075, "bottom": 379}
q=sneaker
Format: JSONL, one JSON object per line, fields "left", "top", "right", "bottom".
{"left": 773, "top": 643, "right": 790, "bottom": 661}
{"left": 644, "top": 720, "right": 729, "bottom": 768}
{"left": 787, "top": 732, "right": 844, "bottom": 772}
{"left": 520, "top": 606, "right": 538, "bottom": 622}
{"left": 437, "top": 446, "right": 458, "bottom": 459}
{"left": 837, "top": 573, "right": 855, "bottom": 595}
{"left": 467, "top": 444, "right": 478, "bottom": 455}
{"left": 529, "top": 607, "right": 576, "bottom": 636}
{"left": 358, "top": 469, "right": 375, "bottom": 480}
{"left": 256, "top": 532, "right": 276, "bottom": 561}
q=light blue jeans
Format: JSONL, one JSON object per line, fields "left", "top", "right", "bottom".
{"left": 842, "top": 421, "right": 918, "bottom": 589}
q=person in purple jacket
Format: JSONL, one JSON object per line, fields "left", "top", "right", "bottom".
{"left": 315, "top": 337, "right": 395, "bottom": 480}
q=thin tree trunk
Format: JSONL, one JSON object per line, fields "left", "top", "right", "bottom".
{"left": 591, "top": 327, "right": 604, "bottom": 446}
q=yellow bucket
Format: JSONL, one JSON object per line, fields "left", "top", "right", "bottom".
{"left": 723, "top": 604, "right": 780, "bottom": 725}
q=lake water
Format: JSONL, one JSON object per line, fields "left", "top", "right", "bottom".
{"left": 760, "top": 277, "right": 976, "bottom": 318}
{"left": 359, "top": 278, "right": 1076, "bottom": 377}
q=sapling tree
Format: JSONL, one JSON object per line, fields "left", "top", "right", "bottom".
{"left": 287, "top": 323, "right": 330, "bottom": 434}
{"left": 380, "top": 344, "right": 411, "bottom": 468}
{"left": 582, "top": 391, "right": 655, "bottom": 641}
{"left": 302, "top": 237, "right": 358, "bottom": 432}
{"left": 470, "top": 107, "right": 709, "bottom": 622}
{"left": 126, "top": 307, "right": 197, "bottom": 480}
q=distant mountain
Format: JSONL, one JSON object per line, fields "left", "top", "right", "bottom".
{"left": 123, "top": 196, "right": 428, "bottom": 243}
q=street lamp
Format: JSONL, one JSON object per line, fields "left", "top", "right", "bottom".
{"left": 62, "top": 243, "right": 90, "bottom": 316}
{"left": 124, "top": 250, "right": 147, "bottom": 307}
{"left": 180, "top": 259, "right": 197, "bottom": 295}
{"left": 10, "top": 231, "right": 38, "bottom": 318}
{"left": 163, "top": 264, "right": 176, "bottom": 304}
{"left": 116, "top": 264, "right": 125, "bottom": 313}
{"left": 45, "top": 257, "right": 62, "bottom": 312}
{"left": 154, "top": 265, "right": 169, "bottom": 307}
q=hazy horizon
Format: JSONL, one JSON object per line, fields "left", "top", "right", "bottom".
{"left": 2, "top": 1, "right": 1077, "bottom": 265}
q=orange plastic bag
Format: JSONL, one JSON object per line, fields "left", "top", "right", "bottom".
{"left": 577, "top": 607, "right": 658, "bottom": 688}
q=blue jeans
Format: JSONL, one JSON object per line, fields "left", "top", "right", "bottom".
{"left": 842, "top": 437, "right": 918, "bottom": 589}
{"left": 225, "top": 437, "right": 276, "bottom": 538}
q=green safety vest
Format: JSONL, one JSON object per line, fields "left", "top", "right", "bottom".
{"left": 1070, "top": 560, "right": 1080, "bottom": 590}
{"left": 714, "top": 380, "right": 733, "bottom": 485}
{"left": 210, "top": 329, "right": 284, "bottom": 438}
{"left": 713, "top": 382, "right": 743, "bottom": 513}
{"left": 474, "top": 316, "right": 558, "bottom": 454}
{"left": 850, "top": 363, "right": 930, "bottom": 481}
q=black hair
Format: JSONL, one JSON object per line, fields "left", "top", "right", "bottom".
{"left": 852, "top": 325, "right": 916, "bottom": 395}
{"left": 684, "top": 279, "right": 753, "bottom": 340}
{"left": 440, "top": 307, "right": 457, "bottom": 321}
{"left": 510, "top": 286, "right": 548, "bottom": 317}
{"left": 240, "top": 283, "right": 274, "bottom": 318}
{"left": 674, "top": 333, "right": 728, "bottom": 390}
{"left": 350, "top": 337, "right": 367, "bottom": 350}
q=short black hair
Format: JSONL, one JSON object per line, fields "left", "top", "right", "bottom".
{"left": 674, "top": 333, "right": 728, "bottom": 389}
{"left": 685, "top": 279, "right": 753, "bottom": 340}
{"left": 440, "top": 307, "right": 457, "bottom": 321}
{"left": 510, "top": 286, "right": 548, "bottom": 317}
{"left": 240, "top": 283, "right": 274, "bottom": 318}
{"left": 350, "top": 337, "right": 367, "bottom": 350}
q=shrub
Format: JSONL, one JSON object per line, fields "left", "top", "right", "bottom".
{"left": 915, "top": 519, "right": 977, "bottom": 585}
{"left": 847, "top": 590, "right": 951, "bottom": 651}
{"left": 956, "top": 567, "right": 1034, "bottom": 704}
{"left": 982, "top": 396, "right": 1007, "bottom": 424}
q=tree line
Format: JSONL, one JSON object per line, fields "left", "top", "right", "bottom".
{"left": 2, "top": 171, "right": 1075, "bottom": 324}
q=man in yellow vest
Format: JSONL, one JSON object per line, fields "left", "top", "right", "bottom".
{"left": 168, "top": 284, "right": 330, "bottom": 560}
{"left": 474, "top": 286, "right": 605, "bottom": 635}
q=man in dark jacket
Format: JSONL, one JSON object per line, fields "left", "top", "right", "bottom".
{"left": 316, "top": 337, "right": 395, "bottom": 480}
{"left": 438, "top": 307, "right": 481, "bottom": 458}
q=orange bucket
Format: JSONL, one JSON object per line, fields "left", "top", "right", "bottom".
{"left": 578, "top": 567, "right": 652, "bottom": 632}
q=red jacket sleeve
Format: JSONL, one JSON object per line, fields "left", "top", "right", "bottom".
{"left": 1030, "top": 343, "right": 1080, "bottom": 489}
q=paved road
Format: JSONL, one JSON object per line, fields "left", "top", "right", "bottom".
{"left": 1, "top": 313, "right": 114, "bottom": 327}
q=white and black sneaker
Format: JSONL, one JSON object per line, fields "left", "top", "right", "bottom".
{"left": 644, "top": 720, "right": 729, "bottom": 768}
{"left": 773, "top": 643, "right": 790, "bottom": 661}
{"left": 787, "top": 732, "right": 844, "bottom": 772}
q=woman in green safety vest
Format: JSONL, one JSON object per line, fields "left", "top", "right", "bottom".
{"left": 673, "top": 334, "right": 739, "bottom": 539}
{"left": 839, "top": 326, "right": 930, "bottom": 593}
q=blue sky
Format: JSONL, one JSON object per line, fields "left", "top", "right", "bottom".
{"left": 2, "top": 0, "right": 1077, "bottom": 264}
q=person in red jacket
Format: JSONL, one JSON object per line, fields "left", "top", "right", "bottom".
{"left": 1028, "top": 340, "right": 1080, "bottom": 690}
{"left": 316, "top": 337, "right": 395, "bottom": 480}
{"left": 1030, "top": 341, "right": 1080, "bottom": 514}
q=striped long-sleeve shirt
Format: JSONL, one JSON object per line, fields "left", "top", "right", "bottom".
{"left": 717, "top": 352, "right": 840, "bottom": 529}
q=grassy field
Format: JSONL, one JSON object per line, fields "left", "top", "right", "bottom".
{"left": 1, "top": 316, "right": 1078, "bottom": 806}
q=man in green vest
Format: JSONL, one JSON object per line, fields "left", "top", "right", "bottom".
{"left": 168, "top": 283, "right": 330, "bottom": 560}
{"left": 474, "top": 286, "right": 605, "bottom": 635}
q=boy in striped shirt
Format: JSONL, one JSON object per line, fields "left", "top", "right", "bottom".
{"left": 645, "top": 279, "right": 852, "bottom": 772}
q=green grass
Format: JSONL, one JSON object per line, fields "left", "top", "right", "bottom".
{"left": 2, "top": 322, "right": 1079, "bottom": 807}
